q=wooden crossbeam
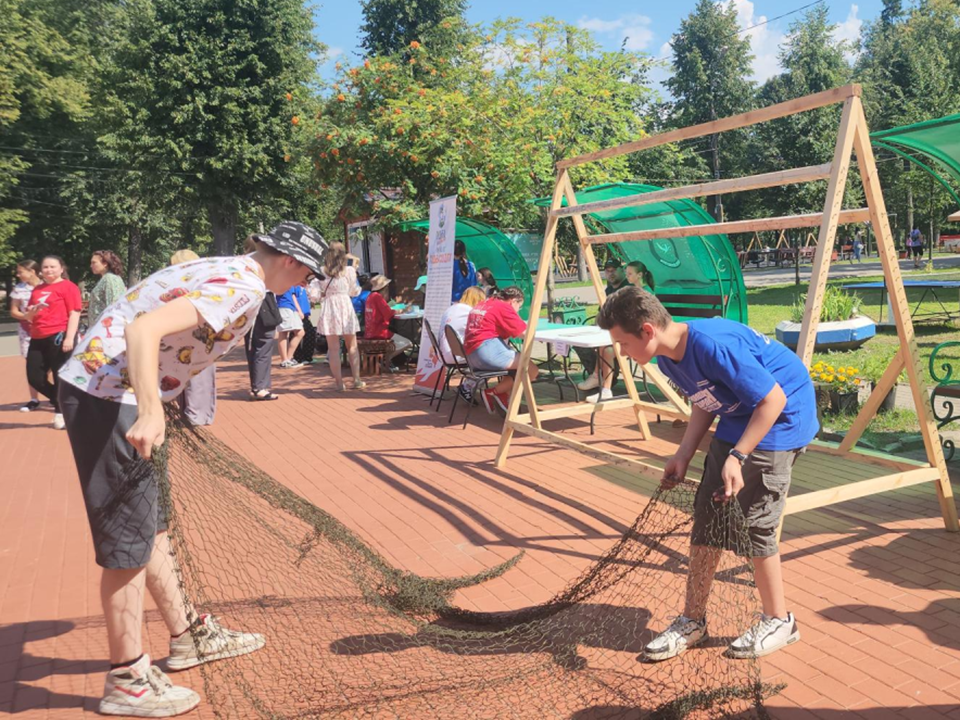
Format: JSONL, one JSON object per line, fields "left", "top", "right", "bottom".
{"left": 558, "top": 84, "right": 860, "bottom": 170}
{"left": 551, "top": 164, "right": 832, "bottom": 219}
{"left": 582, "top": 209, "right": 871, "bottom": 245}
{"left": 784, "top": 468, "right": 941, "bottom": 515}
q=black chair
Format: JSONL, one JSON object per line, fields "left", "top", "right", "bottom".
{"left": 444, "top": 325, "right": 508, "bottom": 429}
{"left": 423, "top": 317, "right": 466, "bottom": 413}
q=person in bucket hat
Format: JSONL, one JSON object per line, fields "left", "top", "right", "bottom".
{"left": 364, "top": 274, "right": 414, "bottom": 370}
{"left": 57, "top": 222, "right": 326, "bottom": 717}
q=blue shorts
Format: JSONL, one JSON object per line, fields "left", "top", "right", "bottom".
{"left": 469, "top": 338, "right": 517, "bottom": 371}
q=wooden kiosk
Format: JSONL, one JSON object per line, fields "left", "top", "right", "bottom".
{"left": 494, "top": 84, "right": 959, "bottom": 532}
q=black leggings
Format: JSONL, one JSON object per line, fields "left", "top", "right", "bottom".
{"left": 27, "top": 334, "right": 68, "bottom": 411}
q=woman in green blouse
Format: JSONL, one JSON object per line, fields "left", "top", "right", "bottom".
{"left": 87, "top": 250, "right": 126, "bottom": 324}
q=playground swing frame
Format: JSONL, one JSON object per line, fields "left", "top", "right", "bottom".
{"left": 493, "top": 83, "right": 959, "bottom": 533}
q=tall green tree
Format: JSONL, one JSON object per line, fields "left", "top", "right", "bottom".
{"left": 752, "top": 5, "right": 856, "bottom": 217}
{"left": 856, "top": 0, "right": 960, "bottom": 240}
{"left": 307, "top": 19, "right": 659, "bottom": 235}
{"left": 666, "top": 0, "right": 754, "bottom": 219}
{"left": 107, "top": 0, "right": 322, "bottom": 255}
{"left": 359, "top": 0, "right": 468, "bottom": 58}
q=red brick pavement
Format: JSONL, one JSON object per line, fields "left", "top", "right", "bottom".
{"left": 2, "top": 352, "right": 960, "bottom": 718}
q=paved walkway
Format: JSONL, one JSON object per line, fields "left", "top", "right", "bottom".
{"left": 3, "top": 354, "right": 960, "bottom": 717}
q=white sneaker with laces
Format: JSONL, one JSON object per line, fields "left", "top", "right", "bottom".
{"left": 577, "top": 375, "right": 600, "bottom": 391}
{"left": 727, "top": 612, "right": 800, "bottom": 659}
{"left": 586, "top": 388, "right": 613, "bottom": 404}
{"left": 99, "top": 654, "right": 200, "bottom": 717}
{"left": 167, "top": 614, "right": 265, "bottom": 672}
{"left": 53, "top": 413, "right": 65, "bottom": 430}
{"left": 643, "top": 615, "right": 707, "bottom": 661}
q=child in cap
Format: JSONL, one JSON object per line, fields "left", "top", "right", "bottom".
{"left": 58, "top": 221, "right": 326, "bottom": 717}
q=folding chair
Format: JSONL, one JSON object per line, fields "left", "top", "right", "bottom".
{"left": 444, "top": 325, "right": 508, "bottom": 429}
{"left": 423, "top": 317, "right": 466, "bottom": 414}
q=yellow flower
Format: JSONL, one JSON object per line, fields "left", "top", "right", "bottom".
{"left": 837, "top": 373, "right": 847, "bottom": 382}
{"left": 826, "top": 365, "right": 835, "bottom": 373}
{"left": 825, "top": 375, "right": 835, "bottom": 382}
{"left": 854, "top": 377, "right": 861, "bottom": 385}
{"left": 846, "top": 366, "right": 857, "bottom": 375}
{"left": 814, "top": 362, "right": 824, "bottom": 371}
{"left": 819, "top": 372, "right": 828, "bottom": 381}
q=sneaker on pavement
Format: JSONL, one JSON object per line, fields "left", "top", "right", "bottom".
{"left": 53, "top": 413, "right": 65, "bottom": 430}
{"left": 20, "top": 400, "right": 40, "bottom": 413}
{"left": 643, "top": 615, "right": 707, "bottom": 662}
{"left": 726, "top": 612, "right": 800, "bottom": 659}
{"left": 586, "top": 388, "right": 613, "bottom": 404}
{"left": 167, "top": 614, "right": 265, "bottom": 672}
{"left": 99, "top": 654, "right": 200, "bottom": 717}
{"left": 577, "top": 375, "right": 600, "bottom": 391}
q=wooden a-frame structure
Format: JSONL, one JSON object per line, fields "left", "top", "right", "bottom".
{"left": 494, "top": 84, "right": 959, "bottom": 532}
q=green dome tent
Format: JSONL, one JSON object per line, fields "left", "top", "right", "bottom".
{"left": 534, "top": 183, "right": 749, "bottom": 324}
{"left": 397, "top": 217, "right": 535, "bottom": 317}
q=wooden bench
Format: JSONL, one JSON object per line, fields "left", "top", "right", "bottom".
{"left": 656, "top": 293, "right": 728, "bottom": 319}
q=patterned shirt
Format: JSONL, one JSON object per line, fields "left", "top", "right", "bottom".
{"left": 60, "top": 256, "right": 265, "bottom": 404}
{"left": 87, "top": 272, "right": 127, "bottom": 324}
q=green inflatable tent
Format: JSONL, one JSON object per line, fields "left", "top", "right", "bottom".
{"left": 533, "top": 183, "right": 749, "bottom": 323}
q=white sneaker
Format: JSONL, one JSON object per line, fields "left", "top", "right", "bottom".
{"left": 643, "top": 615, "right": 708, "bottom": 661}
{"left": 53, "top": 413, "right": 65, "bottom": 430}
{"left": 586, "top": 388, "right": 613, "bottom": 404}
{"left": 727, "top": 612, "right": 800, "bottom": 659}
{"left": 99, "top": 654, "right": 200, "bottom": 717}
{"left": 577, "top": 375, "right": 600, "bottom": 391}
{"left": 167, "top": 614, "right": 265, "bottom": 672}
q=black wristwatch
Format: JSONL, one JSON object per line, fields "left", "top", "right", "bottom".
{"left": 728, "top": 448, "right": 749, "bottom": 465}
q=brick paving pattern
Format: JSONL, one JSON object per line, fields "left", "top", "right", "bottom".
{"left": 2, "top": 352, "right": 960, "bottom": 718}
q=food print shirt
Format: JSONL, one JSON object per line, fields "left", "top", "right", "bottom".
{"left": 60, "top": 256, "right": 266, "bottom": 404}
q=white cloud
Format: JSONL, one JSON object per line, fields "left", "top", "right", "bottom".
{"left": 324, "top": 46, "right": 344, "bottom": 64}
{"left": 577, "top": 14, "right": 654, "bottom": 52}
{"left": 727, "top": 0, "right": 784, "bottom": 84}
{"left": 833, "top": 4, "right": 863, "bottom": 63}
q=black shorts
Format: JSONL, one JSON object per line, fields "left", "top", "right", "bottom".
{"left": 911, "top": 245, "right": 924, "bottom": 258}
{"left": 59, "top": 382, "right": 168, "bottom": 570}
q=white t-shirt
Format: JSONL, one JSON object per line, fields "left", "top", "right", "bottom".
{"left": 60, "top": 256, "right": 266, "bottom": 404}
{"left": 438, "top": 302, "right": 472, "bottom": 364}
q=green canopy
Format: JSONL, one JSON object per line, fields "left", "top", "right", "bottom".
{"left": 397, "top": 217, "right": 534, "bottom": 317}
{"left": 533, "top": 183, "right": 749, "bottom": 324}
{"left": 871, "top": 114, "right": 960, "bottom": 208}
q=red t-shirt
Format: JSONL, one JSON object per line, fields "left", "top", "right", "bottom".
{"left": 29, "top": 280, "right": 82, "bottom": 339}
{"left": 463, "top": 299, "right": 526, "bottom": 354}
{"left": 364, "top": 292, "right": 395, "bottom": 340}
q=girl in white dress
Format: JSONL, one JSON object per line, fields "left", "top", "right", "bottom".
{"left": 317, "top": 242, "right": 365, "bottom": 390}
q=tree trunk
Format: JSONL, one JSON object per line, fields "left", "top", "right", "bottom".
{"left": 709, "top": 132, "right": 722, "bottom": 221}
{"left": 576, "top": 245, "right": 587, "bottom": 281}
{"left": 208, "top": 200, "right": 238, "bottom": 256}
{"left": 127, "top": 224, "right": 143, "bottom": 285}
{"left": 906, "top": 184, "right": 914, "bottom": 241}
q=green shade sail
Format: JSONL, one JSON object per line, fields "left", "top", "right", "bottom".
{"left": 397, "top": 217, "right": 535, "bottom": 317}
{"left": 533, "top": 183, "right": 749, "bottom": 324}
{"left": 871, "top": 114, "right": 960, "bottom": 208}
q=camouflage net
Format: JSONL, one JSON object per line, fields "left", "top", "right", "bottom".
{"left": 143, "top": 410, "right": 779, "bottom": 718}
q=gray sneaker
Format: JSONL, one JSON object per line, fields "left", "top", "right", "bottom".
{"left": 727, "top": 612, "right": 800, "bottom": 659}
{"left": 167, "top": 614, "right": 265, "bottom": 672}
{"left": 643, "top": 615, "right": 707, "bottom": 661}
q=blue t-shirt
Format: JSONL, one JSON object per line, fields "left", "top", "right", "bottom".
{"left": 277, "top": 287, "right": 308, "bottom": 314}
{"left": 657, "top": 318, "right": 819, "bottom": 451}
{"left": 452, "top": 260, "right": 477, "bottom": 302}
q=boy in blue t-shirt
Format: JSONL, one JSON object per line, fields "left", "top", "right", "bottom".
{"left": 597, "top": 287, "right": 818, "bottom": 661}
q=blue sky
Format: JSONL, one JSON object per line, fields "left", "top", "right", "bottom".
{"left": 313, "top": 0, "right": 883, "bottom": 88}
